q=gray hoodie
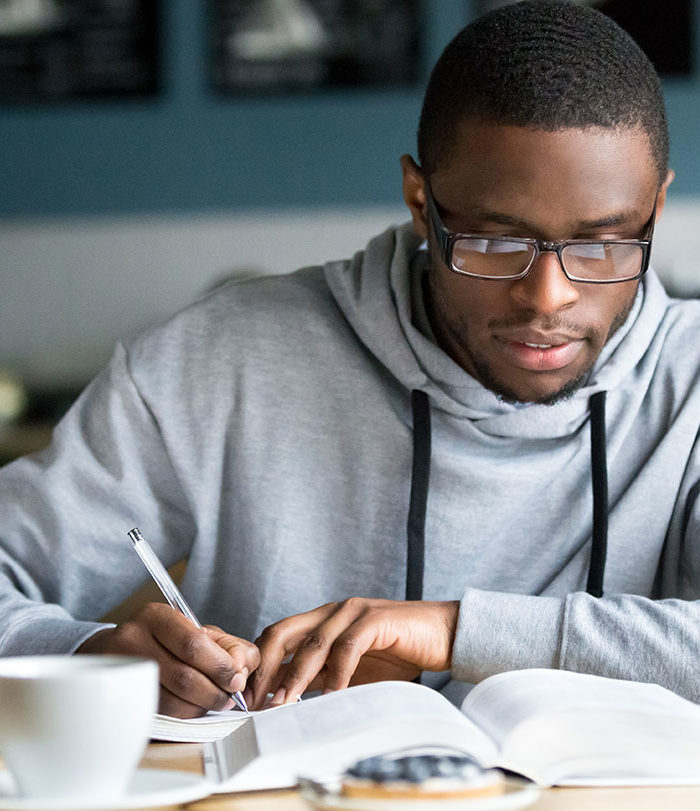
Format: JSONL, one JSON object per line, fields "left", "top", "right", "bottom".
{"left": 1, "top": 224, "right": 699, "bottom": 699}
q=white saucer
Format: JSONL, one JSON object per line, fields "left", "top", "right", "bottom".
{"left": 299, "top": 777, "right": 539, "bottom": 811}
{"left": 0, "top": 768, "right": 212, "bottom": 810}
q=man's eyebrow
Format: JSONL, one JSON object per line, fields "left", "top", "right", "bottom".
{"left": 465, "top": 206, "right": 644, "bottom": 233}
{"left": 577, "top": 213, "right": 641, "bottom": 229}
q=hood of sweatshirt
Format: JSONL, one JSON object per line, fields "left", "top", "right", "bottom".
{"left": 323, "top": 222, "right": 671, "bottom": 440}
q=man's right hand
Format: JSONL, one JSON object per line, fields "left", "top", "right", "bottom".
{"left": 76, "top": 602, "right": 260, "bottom": 718}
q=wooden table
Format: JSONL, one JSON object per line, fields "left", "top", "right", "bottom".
{"left": 142, "top": 741, "right": 700, "bottom": 810}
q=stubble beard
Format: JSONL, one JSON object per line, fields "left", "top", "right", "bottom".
{"left": 426, "top": 274, "right": 637, "bottom": 406}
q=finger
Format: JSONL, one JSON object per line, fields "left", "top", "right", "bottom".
{"left": 145, "top": 604, "right": 249, "bottom": 697}
{"left": 250, "top": 603, "right": 338, "bottom": 709}
{"left": 350, "top": 651, "right": 421, "bottom": 685}
{"left": 269, "top": 599, "right": 369, "bottom": 704}
{"left": 316, "top": 625, "right": 373, "bottom": 693}
{"left": 158, "top": 684, "right": 211, "bottom": 719}
{"left": 156, "top": 638, "right": 236, "bottom": 713}
{"left": 204, "top": 626, "right": 260, "bottom": 693}
{"left": 279, "top": 625, "right": 368, "bottom": 700}
{"left": 241, "top": 663, "right": 326, "bottom": 710}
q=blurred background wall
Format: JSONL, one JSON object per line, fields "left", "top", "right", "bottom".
{"left": 1, "top": 0, "right": 699, "bottom": 423}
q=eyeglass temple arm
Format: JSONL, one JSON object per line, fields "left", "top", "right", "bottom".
{"left": 423, "top": 184, "right": 451, "bottom": 260}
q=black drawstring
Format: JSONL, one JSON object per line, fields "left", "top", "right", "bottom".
{"left": 406, "top": 388, "right": 609, "bottom": 602}
{"left": 586, "top": 390, "right": 609, "bottom": 597}
{"left": 406, "top": 390, "right": 431, "bottom": 601}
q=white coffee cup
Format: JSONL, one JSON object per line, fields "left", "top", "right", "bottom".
{"left": 0, "top": 655, "right": 159, "bottom": 801}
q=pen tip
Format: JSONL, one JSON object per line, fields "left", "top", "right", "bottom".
{"left": 233, "top": 691, "right": 249, "bottom": 714}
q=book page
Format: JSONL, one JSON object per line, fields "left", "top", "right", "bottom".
{"left": 151, "top": 708, "right": 250, "bottom": 742}
{"left": 500, "top": 708, "right": 700, "bottom": 786}
{"left": 151, "top": 694, "right": 289, "bottom": 742}
{"left": 208, "top": 680, "right": 499, "bottom": 792}
{"left": 462, "top": 669, "right": 700, "bottom": 786}
{"left": 463, "top": 668, "right": 700, "bottom": 745}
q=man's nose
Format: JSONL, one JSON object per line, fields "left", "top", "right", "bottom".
{"left": 509, "top": 250, "right": 579, "bottom": 314}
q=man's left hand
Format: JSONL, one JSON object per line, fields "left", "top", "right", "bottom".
{"left": 245, "top": 598, "right": 459, "bottom": 709}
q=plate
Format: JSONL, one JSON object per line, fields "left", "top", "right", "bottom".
{"left": 0, "top": 768, "right": 212, "bottom": 810}
{"left": 299, "top": 777, "right": 539, "bottom": 811}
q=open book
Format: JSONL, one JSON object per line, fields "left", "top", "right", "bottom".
{"left": 202, "top": 668, "right": 700, "bottom": 792}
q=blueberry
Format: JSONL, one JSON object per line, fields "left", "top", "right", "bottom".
{"left": 400, "top": 756, "right": 432, "bottom": 782}
{"left": 347, "top": 757, "right": 382, "bottom": 778}
{"left": 434, "top": 757, "right": 457, "bottom": 777}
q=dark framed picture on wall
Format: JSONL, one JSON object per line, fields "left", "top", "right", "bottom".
{"left": 0, "top": 0, "right": 160, "bottom": 101}
{"left": 476, "top": 0, "right": 694, "bottom": 75}
{"left": 209, "top": 0, "right": 422, "bottom": 94}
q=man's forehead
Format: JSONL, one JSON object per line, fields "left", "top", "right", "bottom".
{"left": 430, "top": 121, "right": 658, "bottom": 229}
{"left": 436, "top": 121, "right": 655, "bottom": 180}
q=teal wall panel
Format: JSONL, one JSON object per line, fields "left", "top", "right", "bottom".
{"left": 1, "top": 1, "right": 698, "bottom": 219}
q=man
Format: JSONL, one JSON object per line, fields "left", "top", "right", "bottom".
{"left": 1, "top": 0, "right": 698, "bottom": 717}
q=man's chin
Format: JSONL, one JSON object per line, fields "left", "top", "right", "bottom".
{"left": 477, "top": 365, "right": 591, "bottom": 406}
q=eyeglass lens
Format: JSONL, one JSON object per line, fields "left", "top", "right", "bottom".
{"left": 451, "top": 238, "right": 645, "bottom": 281}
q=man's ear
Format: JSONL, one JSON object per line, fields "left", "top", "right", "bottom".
{"left": 655, "top": 168, "right": 675, "bottom": 219}
{"left": 400, "top": 155, "right": 428, "bottom": 240}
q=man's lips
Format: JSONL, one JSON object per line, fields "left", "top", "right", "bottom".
{"left": 495, "top": 330, "right": 586, "bottom": 371}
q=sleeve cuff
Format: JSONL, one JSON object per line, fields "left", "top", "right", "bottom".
{"left": 451, "top": 587, "right": 565, "bottom": 684}
{"left": 0, "top": 610, "right": 116, "bottom": 656}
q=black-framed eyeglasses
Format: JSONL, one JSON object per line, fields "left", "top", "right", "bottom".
{"left": 425, "top": 183, "right": 657, "bottom": 284}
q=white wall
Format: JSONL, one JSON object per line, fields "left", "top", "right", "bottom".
{"left": 651, "top": 198, "right": 700, "bottom": 298}
{"left": 1, "top": 199, "right": 698, "bottom": 386}
{"left": 1, "top": 206, "right": 406, "bottom": 385}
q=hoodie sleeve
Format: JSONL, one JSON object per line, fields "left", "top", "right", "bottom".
{"left": 451, "top": 471, "right": 700, "bottom": 704}
{"left": 558, "top": 593, "right": 700, "bottom": 694}
{"left": 451, "top": 588, "right": 700, "bottom": 702}
{"left": 0, "top": 343, "right": 193, "bottom": 655}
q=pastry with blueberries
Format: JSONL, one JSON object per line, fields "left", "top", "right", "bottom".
{"left": 340, "top": 751, "right": 505, "bottom": 800}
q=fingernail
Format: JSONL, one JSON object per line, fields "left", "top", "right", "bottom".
{"left": 223, "top": 696, "right": 236, "bottom": 710}
{"left": 270, "top": 687, "right": 286, "bottom": 706}
{"left": 230, "top": 668, "right": 249, "bottom": 692}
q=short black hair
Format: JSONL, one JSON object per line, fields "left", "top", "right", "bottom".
{"left": 417, "top": 0, "right": 669, "bottom": 184}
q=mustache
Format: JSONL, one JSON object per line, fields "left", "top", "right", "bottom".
{"left": 487, "top": 315, "right": 592, "bottom": 337}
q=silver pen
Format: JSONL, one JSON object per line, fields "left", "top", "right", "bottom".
{"left": 127, "top": 527, "right": 249, "bottom": 714}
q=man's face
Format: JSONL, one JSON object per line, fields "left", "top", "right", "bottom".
{"left": 402, "top": 123, "right": 668, "bottom": 405}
